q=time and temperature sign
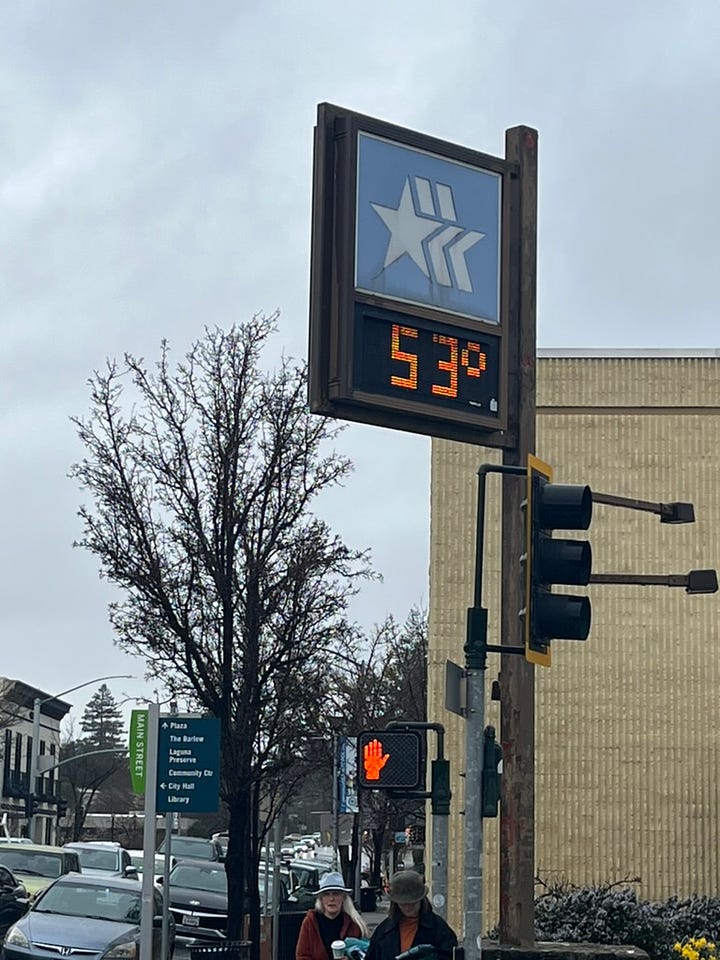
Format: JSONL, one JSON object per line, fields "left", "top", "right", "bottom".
{"left": 309, "top": 103, "right": 517, "bottom": 447}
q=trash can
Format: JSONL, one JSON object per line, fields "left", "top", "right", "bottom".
{"left": 278, "top": 911, "right": 306, "bottom": 960}
{"left": 360, "top": 887, "right": 377, "bottom": 912}
{"left": 189, "top": 942, "right": 252, "bottom": 960}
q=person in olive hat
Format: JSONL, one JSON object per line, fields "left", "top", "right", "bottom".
{"left": 365, "top": 870, "right": 457, "bottom": 960}
{"left": 296, "top": 871, "right": 368, "bottom": 960}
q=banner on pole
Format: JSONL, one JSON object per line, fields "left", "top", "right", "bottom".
{"left": 338, "top": 736, "right": 358, "bottom": 814}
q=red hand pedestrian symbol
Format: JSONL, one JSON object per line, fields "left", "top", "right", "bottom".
{"left": 363, "top": 738, "right": 389, "bottom": 781}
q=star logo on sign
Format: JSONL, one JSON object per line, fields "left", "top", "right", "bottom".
{"left": 371, "top": 179, "right": 440, "bottom": 277}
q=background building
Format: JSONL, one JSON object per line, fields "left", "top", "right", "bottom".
{"left": 428, "top": 350, "right": 720, "bottom": 932}
{"left": 0, "top": 678, "right": 71, "bottom": 843}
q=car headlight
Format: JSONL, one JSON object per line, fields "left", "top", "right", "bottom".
{"left": 4, "top": 925, "right": 30, "bottom": 947}
{"left": 103, "top": 941, "right": 138, "bottom": 960}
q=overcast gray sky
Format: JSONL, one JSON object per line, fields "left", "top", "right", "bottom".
{"left": 1, "top": 0, "right": 718, "bottom": 724}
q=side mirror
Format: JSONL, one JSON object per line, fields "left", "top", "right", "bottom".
{"left": 123, "top": 866, "right": 139, "bottom": 879}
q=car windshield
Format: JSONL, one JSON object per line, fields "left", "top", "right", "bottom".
{"left": 72, "top": 849, "right": 119, "bottom": 872}
{"left": 162, "top": 838, "right": 213, "bottom": 859}
{"left": 35, "top": 881, "right": 141, "bottom": 922}
{"left": 0, "top": 850, "right": 63, "bottom": 878}
{"left": 170, "top": 864, "right": 226, "bottom": 893}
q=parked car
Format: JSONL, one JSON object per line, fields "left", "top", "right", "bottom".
{"left": 0, "top": 865, "right": 29, "bottom": 936}
{"left": 163, "top": 858, "right": 289, "bottom": 941}
{"left": 128, "top": 849, "right": 176, "bottom": 883}
{"left": 259, "top": 860, "right": 297, "bottom": 906}
{"left": 0, "top": 844, "right": 81, "bottom": 897}
{"left": 64, "top": 842, "right": 138, "bottom": 879}
{"left": 2, "top": 873, "right": 172, "bottom": 960}
{"left": 163, "top": 858, "right": 228, "bottom": 941}
{"left": 157, "top": 836, "right": 223, "bottom": 862}
{"left": 284, "top": 860, "right": 331, "bottom": 909}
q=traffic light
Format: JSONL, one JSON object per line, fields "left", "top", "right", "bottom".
{"left": 25, "top": 795, "right": 39, "bottom": 818}
{"left": 357, "top": 730, "right": 424, "bottom": 791}
{"left": 481, "top": 725, "right": 502, "bottom": 818}
{"left": 57, "top": 799, "right": 69, "bottom": 818}
{"left": 522, "top": 454, "right": 593, "bottom": 667}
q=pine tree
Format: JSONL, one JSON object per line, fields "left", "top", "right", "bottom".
{"left": 80, "top": 684, "right": 125, "bottom": 749}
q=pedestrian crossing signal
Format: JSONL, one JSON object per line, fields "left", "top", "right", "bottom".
{"left": 357, "top": 730, "right": 423, "bottom": 790}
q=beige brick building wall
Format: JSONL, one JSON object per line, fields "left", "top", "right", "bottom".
{"left": 428, "top": 352, "right": 720, "bottom": 934}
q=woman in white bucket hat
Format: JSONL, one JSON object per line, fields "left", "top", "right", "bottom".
{"left": 296, "top": 871, "right": 369, "bottom": 960}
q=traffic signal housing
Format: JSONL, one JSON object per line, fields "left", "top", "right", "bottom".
{"left": 357, "top": 730, "right": 424, "bottom": 791}
{"left": 481, "top": 725, "right": 502, "bottom": 818}
{"left": 522, "top": 454, "right": 593, "bottom": 667}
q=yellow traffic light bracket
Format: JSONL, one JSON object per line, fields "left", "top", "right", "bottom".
{"left": 523, "top": 455, "right": 553, "bottom": 667}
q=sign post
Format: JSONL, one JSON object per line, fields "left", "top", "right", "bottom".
{"left": 138, "top": 710, "right": 220, "bottom": 960}
{"left": 309, "top": 104, "right": 536, "bottom": 948}
{"left": 139, "top": 703, "right": 159, "bottom": 960}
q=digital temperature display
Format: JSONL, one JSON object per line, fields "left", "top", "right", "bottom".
{"left": 354, "top": 307, "right": 501, "bottom": 419}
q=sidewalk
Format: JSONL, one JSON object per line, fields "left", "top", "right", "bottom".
{"left": 361, "top": 895, "right": 389, "bottom": 934}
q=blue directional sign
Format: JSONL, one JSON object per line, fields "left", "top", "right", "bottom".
{"left": 156, "top": 715, "right": 220, "bottom": 814}
{"left": 356, "top": 133, "right": 501, "bottom": 325}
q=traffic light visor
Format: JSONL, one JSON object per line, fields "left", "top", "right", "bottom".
{"left": 537, "top": 483, "right": 592, "bottom": 530}
{"left": 535, "top": 593, "right": 591, "bottom": 641}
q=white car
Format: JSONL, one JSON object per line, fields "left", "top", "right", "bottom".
{"left": 128, "top": 849, "right": 176, "bottom": 884}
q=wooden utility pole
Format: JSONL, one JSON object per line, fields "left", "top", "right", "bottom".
{"left": 499, "top": 125, "right": 538, "bottom": 946}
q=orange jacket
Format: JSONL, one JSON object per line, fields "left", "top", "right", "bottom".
{"left": 295, "top": 908, "right": 363, "bottom": 960}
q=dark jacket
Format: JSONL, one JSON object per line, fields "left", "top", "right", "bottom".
{"left": 296, "top": 908, "right": 364, "bottom": 960}
{"left": 365, "top": 907, "right": 457, "bottom": 960}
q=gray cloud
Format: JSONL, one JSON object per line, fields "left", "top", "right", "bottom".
{"left": 1, "top": 0, "right": 717, "bottom": 711}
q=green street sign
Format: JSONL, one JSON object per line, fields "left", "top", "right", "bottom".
{"left": 129, "top": 709, "right": 149, "bottom": 794}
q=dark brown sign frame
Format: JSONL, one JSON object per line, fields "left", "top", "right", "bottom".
{"left": 308, "top": 102, "right": 521, "bottom": 448}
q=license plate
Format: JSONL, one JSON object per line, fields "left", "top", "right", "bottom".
{"left": 182, "top": 914, "right": 200, "bottom": 926}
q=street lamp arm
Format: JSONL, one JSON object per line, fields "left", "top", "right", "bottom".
{"left": 37, "top": 675, "right": 135, "bottom": 709}
{"left": 38, "top": 747, "right": 127, "bottom": 774}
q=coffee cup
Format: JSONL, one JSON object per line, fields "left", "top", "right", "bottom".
{"left": 332, "top": 941, "right": 347, "bottom": 959}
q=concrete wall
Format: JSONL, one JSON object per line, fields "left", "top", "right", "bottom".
{"left": 428, "top": 355, "right": 720, "bottom": 933}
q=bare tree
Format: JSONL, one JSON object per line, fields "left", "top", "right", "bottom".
{"left": 324, "top": 607, "right": 429, "bottom": 886}
{"left": 70, "top": 317, "right": 371, "bottom": 950}
{"left": 59, "top": 738, "right": 126, "bottom": 840}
